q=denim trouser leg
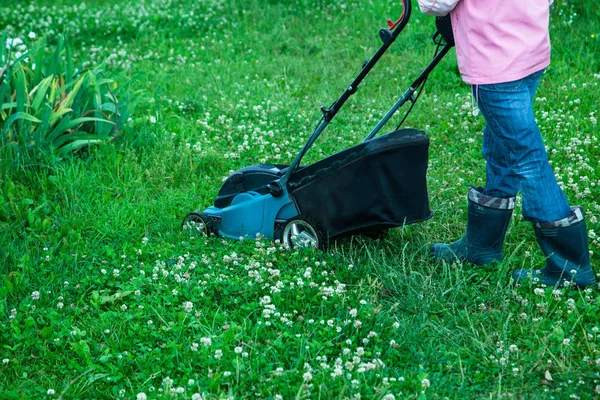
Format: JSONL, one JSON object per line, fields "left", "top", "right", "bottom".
{"left": 474, "top": 70, "right": 571, "bottom": 223}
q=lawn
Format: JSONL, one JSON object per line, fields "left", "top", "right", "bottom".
{"left": 1, "top": 0, "right": 599, "bottom": 398}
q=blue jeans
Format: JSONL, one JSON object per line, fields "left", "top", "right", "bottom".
{"left": 473, "top": 69, "right": 571, "bottom": 223}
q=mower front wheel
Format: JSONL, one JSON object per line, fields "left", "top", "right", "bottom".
{"left": 280, "top": 216, "right": 325, "bottom": 250}
{"left": 182, "top": 212, "right": 215, "bottom": 237}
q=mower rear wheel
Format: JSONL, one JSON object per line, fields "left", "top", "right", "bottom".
{"left": 182, "top": 212, "right": 214, "bottom": 237}
{"left": 280, "top": 216, "right": 324, "bottom": 250}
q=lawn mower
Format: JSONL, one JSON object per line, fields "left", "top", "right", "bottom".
{"left": 182, "top": 0, "right": 455, "bottom": 249}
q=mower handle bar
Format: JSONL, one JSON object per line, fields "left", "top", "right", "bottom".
{"left": 275, "top": 0, "right": 412, "bottom": 191}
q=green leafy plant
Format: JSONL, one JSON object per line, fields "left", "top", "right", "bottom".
{"left": 0, "top": 33, "right": 137, "bottom": 166}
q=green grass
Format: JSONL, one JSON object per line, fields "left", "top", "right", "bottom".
{"left": 1, "top": 0, "right": 600, "bottom": 398}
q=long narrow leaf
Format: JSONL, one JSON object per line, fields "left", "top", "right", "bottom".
{"left": 33, "top": 39, "right": 46, "bottom": 83}
{"left": 57, "top": 139, "right": 104, "bottom": 155}
{"left": 65, "top": 39, "right": 73, "bottom": 84}
{"left": 30, "top": 75, "right": 54, "bottom": 114}
{"left": 49, "top": 37, "right": 63, "bottom": 76}
{"left": 15, "top": 66, "right": 27, "bottom": 113}
{"left": 39, "top": 103, "right": 52, "bottom": 137}
{"left": 48, "top": 77, "right": 57, "bottom": 104}
{"left": 49, "top": 107, "right": 73, "bottom": 126}
{"left": 1, "top": 111, "right": 41, "bottom": 135}
{"left": 1, "top": 102, "right": 17, "bottom": 111}
{"left": 94, "top": 78, "right": 103, "bottom": 136}
{"left": 58, "top": 74, "right": 85, "bottom": 112}
{"left": 47, "top": 115, "right": 71, "bottom": 142}
{"left": 53, "top": 132, "right": 110, "bottom": 148}
{"left": 49, "top": 77, "right": 75, "bottom": 101}
{"left": 47, "top": 116, "right": 114, "bottom": 143}
{"left": 15, "top": 66, "right": 28, "bottom": 134}
{"left": 0, "top": 32, "right": 6, "bottom": 67}
{"left": 0, "top": 81, "right": 10, "bottom": 104}
{"left": 100, "top": 103, "right": 116, "bottom": 113}
{"left": 95, "top": 78, "right": 115, "bottom": 86}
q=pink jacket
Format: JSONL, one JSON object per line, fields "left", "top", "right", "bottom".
{"left": 418, "top": 0, "right": 552, "bottom": 85}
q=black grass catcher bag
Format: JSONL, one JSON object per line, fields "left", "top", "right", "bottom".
{"left": 287, "top": 128, "right": 432, "bottom": 240}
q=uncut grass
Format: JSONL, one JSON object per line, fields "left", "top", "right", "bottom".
{"left": 1, "top": 0, "right": 600, "bottom": 398}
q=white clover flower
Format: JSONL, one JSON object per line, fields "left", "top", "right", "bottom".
{"left": 330, "top": 366, "right": 343, "bottom": 377}
{"left": 31, "top": 291, "right": 40, "bottom": 300}
{"left": 136, "top": 393, "right": 147, "bottom": 400}
{"left": 47, "top": 389, "right": 55, "bottom": 395}
{"left": 183, "top": 301, "right": 194, "bottom": 313}
{"left": 303, "top": 371, "right": 313, "bottom": 381}
{"left": 234, "top": 346, "right": 243, "bottom": 354}
{"left": 421, "top": 378, "right": 431, "bottom": 389}
{"left": 214, "top": 349, "right": 223, "bottom": 359}
{"left": 28, "top": 32, "right": 36, "bottom": 39}
{"left": 2, "top": 359, "right": 9, "bottom": 364}
{"left": 5, "top": 37, "right": 24, "bottom": 50}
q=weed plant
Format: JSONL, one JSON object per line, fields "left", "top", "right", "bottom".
{"left": 1, "top": 34, "right": 137, "bottom": 170}
{"left": 1, "top": 0, "right": 599, "bottom": 399}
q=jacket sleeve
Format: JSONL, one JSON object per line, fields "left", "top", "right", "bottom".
{"left": 417, "top": 0, "right": 461, "bottom": 16}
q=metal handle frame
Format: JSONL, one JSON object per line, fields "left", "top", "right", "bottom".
{"left": 275, "top": 0, "right": 452, "bottom": 194}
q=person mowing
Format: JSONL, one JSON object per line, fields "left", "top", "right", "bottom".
{"left": 417, "top": 0, "right": 597, "bottom": 288}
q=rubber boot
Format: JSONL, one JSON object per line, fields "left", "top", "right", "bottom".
{"left": 512, "top": 207, "right": 597, "bottom": 288}
{"left": 432, "top": 187, "right": 515, "bottom": 265}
